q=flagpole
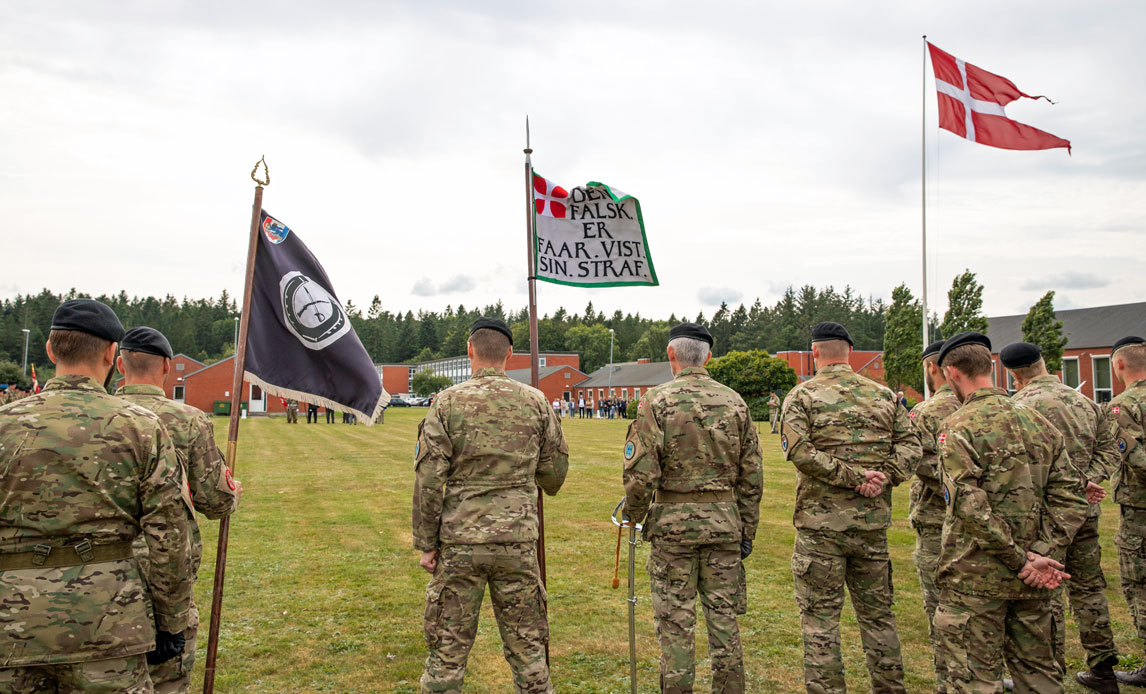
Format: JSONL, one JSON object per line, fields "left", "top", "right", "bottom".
{"left": 202, "top": 157, "right": 269, "bottom": 694}
{"left": 921, "top": 35, "right": 931, "bottom": 400}
{"left": 523, "top": 117, "right": 549, "bottom": 665}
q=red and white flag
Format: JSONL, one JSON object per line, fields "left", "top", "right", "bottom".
{"left": 533, "top": 173, "right": 569, "bottom": 218}
{"left": 927, "top": 42, "right": 1070, "bottom": 154}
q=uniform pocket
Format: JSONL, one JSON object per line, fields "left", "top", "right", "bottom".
{"left": 536, "top": 583, "right": 550, "bottom": 644}
{"left": 934, "top": 604, "right": 971, "bottom": 684}
{"left": 424, "top": 583, "right": 444, "bottom": 649}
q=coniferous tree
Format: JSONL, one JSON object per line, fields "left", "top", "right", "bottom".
{"left": 1021, "top": 291, "right": 1069, "bottom": 373}
{"left": 941, "top": 270, "right": 990, "bottom": 337}
{"left": 882, "top": 284, "right": 923, "bottom": 394}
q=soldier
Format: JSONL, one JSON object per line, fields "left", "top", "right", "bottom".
{"left": 286, "top": 398, "right": 299, "bottom": 423}
{"left": 1103, "top": 336, "right": 1146, "bottom": 687}
{"left": 907, "top": 339, "right": 962, "bottom": 694}
{"left": 0, "top": 299, "right": 195, "bottom": 692}
{"left": 623, "top": 322, "right": 763, "bottom": 693}
{"left": 1001, "top": 341, "right": 1121, "bottom": 692}
{"left": 781, "top": 321, "right": 920, "bottom": 694}
{"left": 413, "top": 317, "right": 569, "bottom": 693}
{"left": 768, "top": 391, "right": 781, "bottom": 434}
{"left": 933, "top": 332, "right": 1088, "bottom": 694}
{"left": 115, "top": 326, "right": 242, "bottom": 694}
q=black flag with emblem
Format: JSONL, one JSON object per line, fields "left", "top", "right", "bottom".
{"left": 244, "top": 210, "right": 387, "bottom": 423}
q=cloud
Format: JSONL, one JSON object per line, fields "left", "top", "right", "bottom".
{"left": 1019, "top": 273, "right": 1110, "bottom": 292}
{"left": 411, "top": 275, "right": 476, "bottom": 297}
{"left": 697, "top": 287, "right": 743, "bottom": 306}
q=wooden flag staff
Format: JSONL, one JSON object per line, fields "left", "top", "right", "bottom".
{"left": 522, "top": 118, "right": 549, "bottom": 666}
{"left": 202, "top": 157, "right": 268, "bottom": 694}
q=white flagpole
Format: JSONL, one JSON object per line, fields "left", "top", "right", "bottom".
{"left": 921, "top": 35, "right": 931, "bottom": 400}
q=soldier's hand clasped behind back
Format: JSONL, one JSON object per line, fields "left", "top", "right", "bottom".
{"left": 146, "top": 630, "right": 186, "bottom": 664}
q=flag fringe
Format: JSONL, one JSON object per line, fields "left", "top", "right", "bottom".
{"left": 242, "top": 370, "right": 388, "bottom": 426}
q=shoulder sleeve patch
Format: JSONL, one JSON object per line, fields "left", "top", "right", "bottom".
{"left": 780, "top": 434, "right": 788, "bottom": 452}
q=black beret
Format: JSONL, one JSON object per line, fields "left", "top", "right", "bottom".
{"left": 1113, "top": 336, "right": 1146, "bottom": 356}
{"left": 120, "top": 327, "right": 174, "bottom": 359}
{"left": 810, "top": 321, "right": 853, "bottom": 346}
{"left": 921, "top": 340, "right": 945, "bottom": 360}
{"left": 937, "top": 331, "right": 992, "bottom": 366}
{"left": 668, "top": 322, "right": 713, "bottom": 347}
{"left": 50, "top": 299, "right": 125, "bottom": 343}
{"left": 470, "top": 317, "right": 513, "bottom": 346}
{"left": 1000, "top": 342, "right": 1042, "bottom": 369}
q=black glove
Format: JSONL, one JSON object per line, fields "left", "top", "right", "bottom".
{"left": 740, "top": 538, "right": 753, "bottom": 560}
{"left": 147, "top": 630, "right": 186, "bottom": 664}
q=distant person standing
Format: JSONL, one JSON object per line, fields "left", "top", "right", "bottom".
{"left": 116, "top": 326, "right": 242, "bottom": 694}
{"left": 552, "top": 398, "right": 562, "bottom": 418}
{"left": 768, "top": 391, "right": 781, "bottom": 434}
{"left": 623, "top": 322, "right": 763, "bottom": 692}
{"left": 413, "top": 317, "right": 569, "bottom": 693}
{"left": 325, "top": 406, "right": 335, "bottom": 423}
{"left": 307, "top": 402, "right": 318, "bottom": 423}
{"left": 286, "top": 398, "right": 299, "bottom": 423}
{"left": 781, "top": 321, "right": 920, "bottom": 694}
{"left": 578, "top": 395, "right": 586, "bottom": 418}
{"left": 897, "top": 390, "right": 908, "bottom": 408}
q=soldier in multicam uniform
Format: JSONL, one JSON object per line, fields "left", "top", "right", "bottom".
{"left": 768, "top": 391, "right": 782, "bottom": 434}
{"left": 0, "top": 300, "right": 195, "bottom": 693}
{"left": 1001, "top": 341, "right": 1121, "bottom": 693}
{"left": 933, "top": 332, "right": 1088, "bottom": 694}
{"left": 622, "top": 322, "right": 763, "bottom": 694}
{"left": 413, "top": 317, "right": 569, "bottom": 694}
{"left": 780, "top": 321, "right": 920, "bottom": 694}
{"left": 115, "top": 326, "right": 242, "bottom": 694}
{"left": 907, "top": 339, "right": 962, "bottom": 694}
{"left": 1103, "top": 336, "right": 1146, "bottom": 688}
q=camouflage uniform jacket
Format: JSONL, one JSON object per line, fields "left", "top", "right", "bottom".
{"left": 908, "top": 384, "right": 962, "bottom": 531}
{"left": 117, "top": 383, "right": 239, "bottom": 573}
{"left": 623, "top": 366, "right": 763, "bottom": 545}
{"left": 937, "top": 387, "right": 1088, "bottom": 599}
{"left": 1013, "top": 374, "right": 1120, "bottom": 518}
{"left": 1107, "top": 379, "right": 1146, "bottom": 509}
{"left": 780, "top": 363, "right": 921, "bottom": 532}
{"left": 0, "top": 375, "right": 195, "bottom": 666}
{"left": 412, "top": 367, "right": 569, "bottom": 551}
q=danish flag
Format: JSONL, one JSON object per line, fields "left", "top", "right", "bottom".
{"left": 927, "top": 42, "right": 1070, "bottom": 154}
{"left": 533, "top": 173, "right": 569, "bottom": 219}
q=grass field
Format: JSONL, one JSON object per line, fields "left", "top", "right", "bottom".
{"left": 191, "top": 409, "right": 1139, "bottom": 693}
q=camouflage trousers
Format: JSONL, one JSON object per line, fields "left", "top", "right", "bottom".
{"left": 792, "top": 528, "right": 905, "bottom": 694}
{"left": 912, "top": 526, "right": 946, "bottom": 693}
{"left": 421, "top": 543, "right": 551, "bottom": 694}
{"left": 0, "top": 654, "right": 152, "bottom": 693}
{"left": 647, "top": 541, "right": 744, "bottom": 694}
{"left": 934, "top": 588, "right": 1060, "bottom": 694}
{"left": 1116, "top": 505, "right": 1146, "bottom": 643}
{"left": 148, "top": 602, "right": 198, "bottom": 694}
{"left": 1053, "top": 514, "right": 1117, "bottom": 671}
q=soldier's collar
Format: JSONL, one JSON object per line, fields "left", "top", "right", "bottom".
{"left": 1028, "top": 374, "right": 1058, "bottom": 385}
{"left": 964, "top": 386, "right": 1006, "bottom": 403}
{"left": 818, "top": 363, "right": 852, "bottom": 373}
{"left": 1130, "top": 378, "right": 1146, "bottom": 390}
{"left": 675, "top": 366, "right": 709, "bottom": 378}
{"left": 117, "top": 383, "right": 165, "bottom": 396}
{"left": 43, "top": 374, "right": 107, "bottom": 393}
{"left": 473, "top": 367, "right": 506, "bottom": 378}
{"left": 934, "top": 383, "right": 953, "bottom": 394}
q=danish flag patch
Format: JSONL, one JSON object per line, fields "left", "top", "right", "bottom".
{"left": 938, "top": 433, "right": 947, "bottom": 444}
{"left": 1112, "top": 406, "right": 1121, "bottom": 414}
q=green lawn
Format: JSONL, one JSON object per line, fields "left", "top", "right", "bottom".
{"left": 192, "top": 410, "right": 1138, "bottom": 693}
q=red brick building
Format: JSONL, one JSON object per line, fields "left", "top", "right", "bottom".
{"left": 507, "top": 364, "right": 588, "bottom": 403}
{"left": 182, "top": 356, "right": 286, "bottom": 415}
{"left": 775, "top": 350, "right": 922, "bottom": 401}
{"left": 115, "top": 353, "right": 204, "bottom": 404}
{"left": 987, "top": 301, "right": 1146, "bottom": 403}
{"left": 572, "top": 359, "right": 673, "bottom": 410}
{"left": 386, "top": 352, "right": 582, "bottom": 397}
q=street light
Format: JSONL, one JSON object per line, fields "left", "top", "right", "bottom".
{"left": 21, "top": 329, "right": 30, "bottom": 376}
{"left": 233, "top": 316, "right": 240, "bottom": 350}
{"left": 607, "top": 328, "right": 615, "bottom": 398}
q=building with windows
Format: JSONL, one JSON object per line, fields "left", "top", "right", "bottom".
{"left": 986, "top": 301, "right": 1146, "bottom": 403}
{"left": 114, "top": 353, "right": 205, "bottom": 404}
{"left": 182, "top": 355, "right": 287, "bottom": 415}
{"left": 377, "top": 352, "right": 581, "bottom": 397}
{"left": 572, "top": 359, "right": 673, "bottom": 408}
{"left": 506, "top": 365, "right": 588, "bottom": 404}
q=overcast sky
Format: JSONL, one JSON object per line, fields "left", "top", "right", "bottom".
{"left": 2, "top": 1, "right": 1143, "bottom": 324}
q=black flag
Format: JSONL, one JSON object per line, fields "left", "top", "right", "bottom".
{"left": 244, "top": 210, "right": 387, "bottom": 423}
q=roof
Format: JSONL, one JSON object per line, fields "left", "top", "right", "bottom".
{"left": 986, "top": 301, "right": 1146, "bottom": 352}
{"left": 172, "top": 353, "right": 205, "bottom": 366}
{"left": 505, "top": 365, "right": 584, "bottom": 384}
{"left": 573, "top": 361, "right": 673, "bottom": 389}
{"left": 183, "top": 355, "right": 233, "bottom": 379}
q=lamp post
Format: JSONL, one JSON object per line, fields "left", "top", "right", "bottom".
{"left": 21, "top": 329, "right": 30, "bottom": 376}
{"left": 607, "top": 328, "right": 615, "bottom": 398}
{"left": 233, "top": 316, "right": 239, "bottom": 350}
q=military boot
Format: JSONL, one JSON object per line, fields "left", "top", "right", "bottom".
{"left": 1117, "top": 663, "right": 1146, "bottom": 688}
{"left": 1077, "top": 656, "right": 1120, "bottom": 693}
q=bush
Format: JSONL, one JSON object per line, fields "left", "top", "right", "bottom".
{"left": 626, "top": 400, "right": 639, "bottom": 419}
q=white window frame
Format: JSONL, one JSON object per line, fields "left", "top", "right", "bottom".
{"left": 1092, "top": 354, "right": 1113, "bottom": 403}
{"left": 621, "top": 388, "right": 628, "bottom": 399}
{"left": 173, "top": 385, "right": 185, "bottom": 400}
{"left": 1061, "top": 356, "right": 1081, "bottom": 389}
{"left": 539, "top": 356, "right": 547, "bottom": 368}
{"left": 1006, "top": 370, "right": 1017, "bottom": 395}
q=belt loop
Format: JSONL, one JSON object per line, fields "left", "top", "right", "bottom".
{"left": 74, "top": 539, "right": 94, "bottom": 563}
{"left": 32, "top": 545, "right": 52, "bottom": 566}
